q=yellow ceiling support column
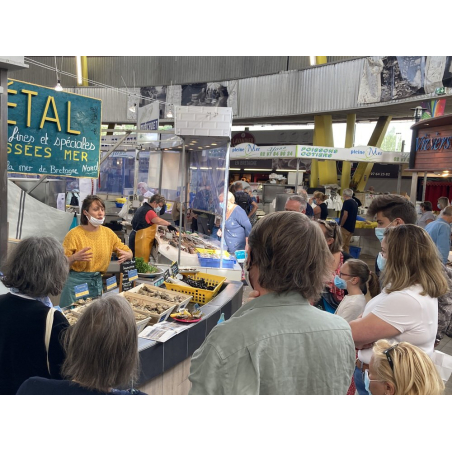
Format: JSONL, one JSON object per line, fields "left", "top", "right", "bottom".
{"left": 315, "top": 115, "right": 337, "bottom": 185}
{"left": 81, "top": 56, "right": 88, "bottom": 87}
{"left": 308, "top": 56, "right": 336, "bottom": 188}
{"left": 341, "top": 114, "right": 356, "bottom": 194}
{"left": 351, "top": 116, "right": 392, "bottom": 192}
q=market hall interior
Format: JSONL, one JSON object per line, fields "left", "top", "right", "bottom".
{"left": 2, "top": 55, "right": 452, "bottom": 395}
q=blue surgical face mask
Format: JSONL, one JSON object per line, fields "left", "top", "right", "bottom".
{"left": 333, "top": 274, "right": 349, "bottom": 290}
{"left": 219, "top": 202, "right": 224, "bottom": 209}
{"left": 364, "top": 370, "right": 372, "bottom": 395}
{"left": 312, "top": 199, "right": 317, "bottom": 205}
{"left": 375, "top": 218, "right": 397, "bottom": 242}
{"left": 375, "top": 228, "right": 385, "bottom": 243}
{"left": 377, "top": 252, "right": 386, "bottom": 271}
{"left": 438, "top": 204, "right": 442, "bottom": 210}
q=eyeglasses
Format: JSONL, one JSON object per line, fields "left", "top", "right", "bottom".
{"left": 383, "top": 344, "right": 399, "bottom": 373}
{"left": 339, "top": 272, "right": 353, "bottom": 278}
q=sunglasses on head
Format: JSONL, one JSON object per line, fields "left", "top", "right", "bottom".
{"left": 383, "top": 343, "right": 399, "bottom": 373}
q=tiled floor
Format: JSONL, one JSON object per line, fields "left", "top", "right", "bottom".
{"left": 240, "top": 256, "right": 452, "bottom": 394}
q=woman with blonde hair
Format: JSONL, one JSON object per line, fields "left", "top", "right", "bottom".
{"left": 365, "top": 340, "right": 444, "bottom": 395}
{"left": 312, "top": 191, "right": 328, "bottom": 220}
{"left": 17, "top": 294, "right": 144, "bottom": 395}
{"left": 351, "top": 224, "right": 449, "bottom": 395}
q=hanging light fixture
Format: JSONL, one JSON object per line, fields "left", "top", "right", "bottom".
{"left": 129, "top": 102, "right": 137, "bottom": 113}
{"left": 54, "top": 56, "right": 63, "bottom": 91}
{"left": 166, "top": 105, "right": 173, "bottom": 118}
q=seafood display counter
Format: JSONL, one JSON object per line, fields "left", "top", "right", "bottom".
{"left": 136, "top": 280, "right": 243, "bottom": 395}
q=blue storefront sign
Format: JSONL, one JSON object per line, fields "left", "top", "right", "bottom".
{"left": 7, "top": 79, "right": 102, "bottom": 178}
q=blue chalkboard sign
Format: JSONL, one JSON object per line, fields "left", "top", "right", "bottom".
{"left": 74, "top": 283, "right": 89, "bottom": 299}
{"left": 7, "top": 79, "right": 102, "bottom": 178}
{"left": 106, "top": 275, "right": 118, "bottom": 291}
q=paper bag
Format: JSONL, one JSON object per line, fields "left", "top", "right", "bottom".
{"left": 432, "top": 350, "right": 452, "bottom": 382}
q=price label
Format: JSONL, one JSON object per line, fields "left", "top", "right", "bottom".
{"left": 170, "top": 261, "right": 179, "bottom": 277}
{"left": 128, "top": 269, "right": 138, "bottom": 282}
{"left": 106, "top": 275, "right": 117, "bottom": 291}
{"left": 121, "top": 258, "right": 136, "bottom": 292}
{"left": 164, "top": 269, "right": 171, "bottom": 281}
{"left": 153, "top": 276, "right": 164, "bottom": 287}
{"left": 74, "top": 283, "right": 89, "bottom": 299}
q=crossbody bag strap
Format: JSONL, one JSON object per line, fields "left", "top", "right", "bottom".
{"left": 45, "top": 308, "right": 55, "bottom": 375}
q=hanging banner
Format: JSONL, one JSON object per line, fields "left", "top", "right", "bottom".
{"left": 230, "top": 143, "right": 297, "bottom": 159}
{"left": 137, "top": 101, "right": 159, "bottom": 145}
{"left": 7, "top": 79, "right": 102, "bottom": 178}
{"left": 296, "top": 145, "right": 410, "bottom": 164}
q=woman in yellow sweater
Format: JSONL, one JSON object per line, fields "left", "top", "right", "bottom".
{"left": 59, "top": 195, "right": 133, "bottom": 308}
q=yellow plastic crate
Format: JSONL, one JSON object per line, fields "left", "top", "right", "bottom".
{"left": 196, "top": 248, "right": 231, "bottom": 258}
{"left": 164, "top": 272, "right": 226, "bottom": 305}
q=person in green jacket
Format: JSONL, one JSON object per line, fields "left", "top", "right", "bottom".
{"left": 189, "top": 211, "right": 356, "bottom": 395}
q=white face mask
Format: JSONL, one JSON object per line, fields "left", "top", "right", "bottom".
{"left": 155, "top": 206, "right": 162, "bottom": 213}
{"left": 86, "top": 214, "right": 104, "bottom": 227}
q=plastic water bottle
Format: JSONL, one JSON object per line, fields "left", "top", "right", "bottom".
{"left": 217, "top": 313, "right": 225, "bottom": 324}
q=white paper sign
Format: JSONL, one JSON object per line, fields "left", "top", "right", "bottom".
{"left": 137, "top": 101, "right": 159, "bottom": 145}
{"left": 56, "top": 193, "right": 66, "bottom": 211}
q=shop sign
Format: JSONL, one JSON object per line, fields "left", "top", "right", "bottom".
{"left": 296, "top": 145, "right": 410, "bottom": 164}
{"left": 410, "top": 118, "right": 452, "bottom": 171}
{"left": 231, "top": 132, "right": 255, "bottom": 147}
{"left": 415, "top": 136, "right": 452, "bottom": 152}
{"left": 7, "top": 79, "right": 102, "bottom": 178}
{"left": 231, "top": 143, "right": 296, "bottom": 159}
{"left": 230, "top": 159, "right": 272, "bottom": 169}
{"left": 369, "top": 164, "right": 400, "bottom": 178}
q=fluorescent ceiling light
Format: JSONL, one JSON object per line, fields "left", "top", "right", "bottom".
{"left": 76, "top": 56, "right": 82, "bottom": 85}
{"left": 309, "top": 56, "right": 316, "bottom": 66}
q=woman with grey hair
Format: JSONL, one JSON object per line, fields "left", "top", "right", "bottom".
{"left": 17, "top": 294, "right": 144, "bottom": 395}
{"left": 0, "top": 237, "right": 69, "bottom": 395}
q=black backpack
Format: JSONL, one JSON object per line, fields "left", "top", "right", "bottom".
{"left": 234, "top": 192, "right": 250, "bottom": 212}
{"left": 69, "top": 193, "right": 79, "bottom": 206}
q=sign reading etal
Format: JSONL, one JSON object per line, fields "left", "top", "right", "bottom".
{"left": 7, "top": 79, "right": 102, "bottom": 178}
